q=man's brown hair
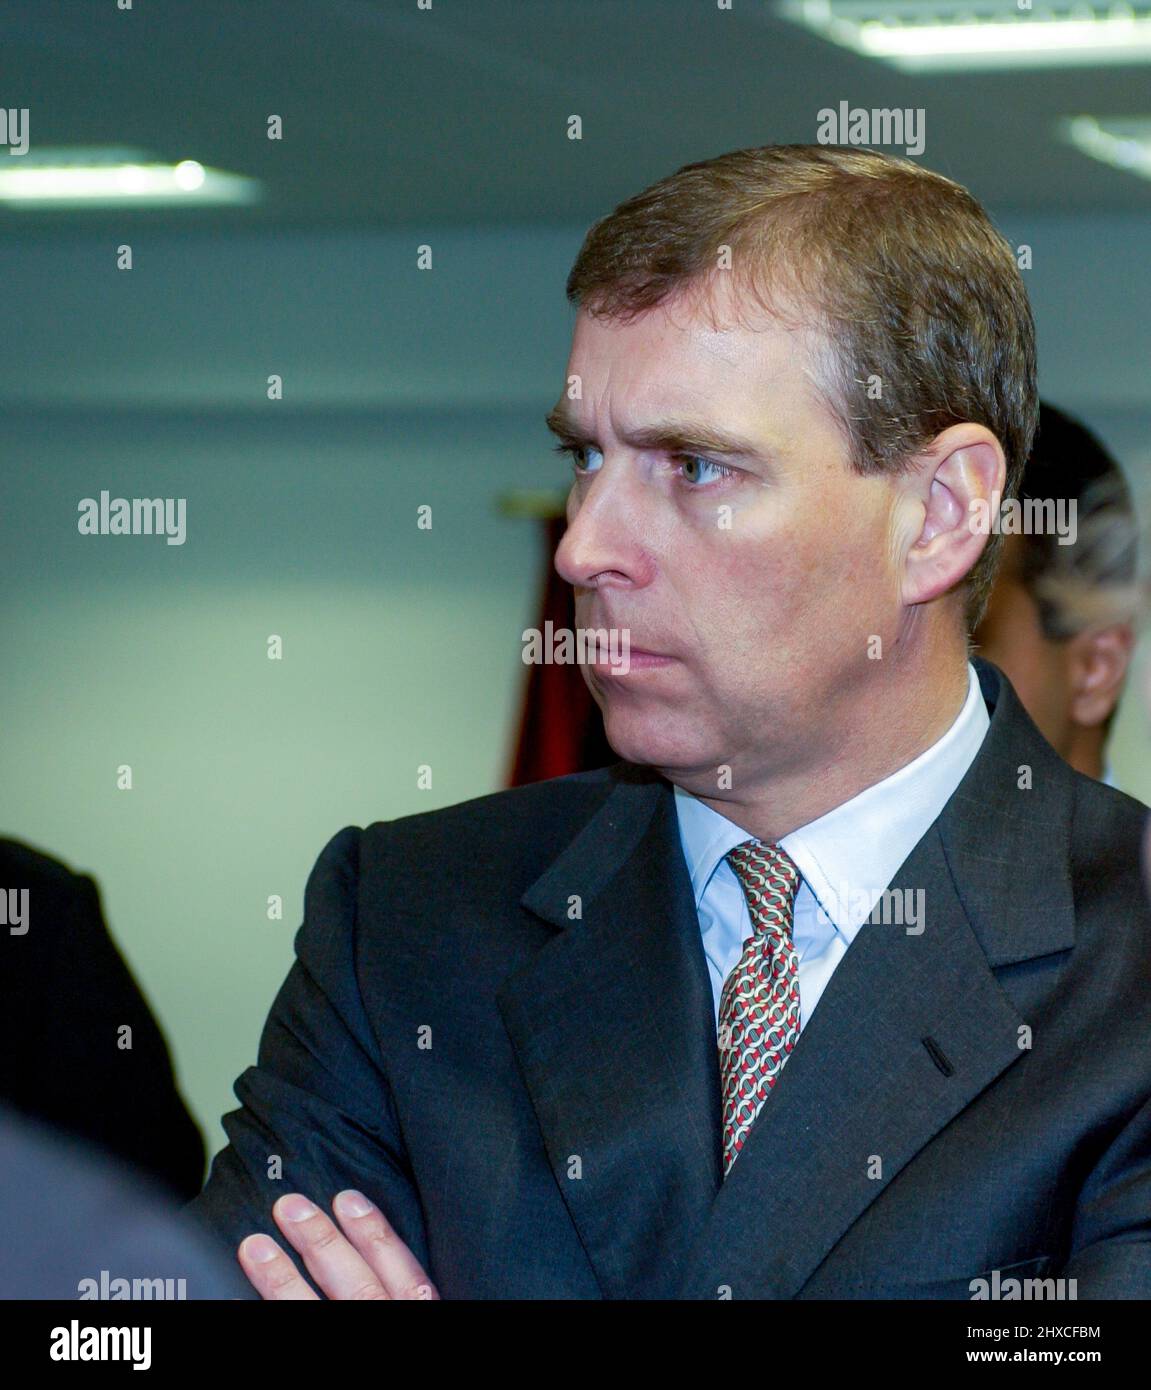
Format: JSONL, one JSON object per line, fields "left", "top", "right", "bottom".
{"left": 564, "top": 144, "right": 1038, "bottom": 630}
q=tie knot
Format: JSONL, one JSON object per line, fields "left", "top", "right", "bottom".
{"left": 726, "top": 840, "right": 800, "bottom": 933}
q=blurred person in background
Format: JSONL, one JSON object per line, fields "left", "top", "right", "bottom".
{"left": 976, "top": 403, "right": 1137, "bottom": 785}
{"left": 0, "top": 836, "right": 206, "bottom": 1201}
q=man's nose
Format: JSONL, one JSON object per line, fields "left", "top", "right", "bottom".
{"left": 554, "top": 469, "right": 653, "bottom": 591}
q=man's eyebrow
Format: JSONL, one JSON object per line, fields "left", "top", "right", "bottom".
{"left": 544, "top": 403, "right": 767, "bottom": 459}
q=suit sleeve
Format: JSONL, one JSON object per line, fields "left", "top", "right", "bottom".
{"left": 184, "top": 825, "right": 430, "bottom": 1296}
{"left": 1061, "top": 1091, "right": 1151, "bottom": 1297}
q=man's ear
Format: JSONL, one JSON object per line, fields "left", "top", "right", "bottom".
{"left": 899, "top": 424, "right": 1007, "bottom": 607}
{"left": 1067, "top": 623, "right": 1136, "bottom": 729}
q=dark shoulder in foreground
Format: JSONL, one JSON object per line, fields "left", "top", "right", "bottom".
{"left": 0, "top": 835, "right": 92, "bottom": 886}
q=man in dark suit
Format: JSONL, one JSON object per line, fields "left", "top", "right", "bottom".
{"left": 188, "top": 145, "right": 1151, "bottom": 1299}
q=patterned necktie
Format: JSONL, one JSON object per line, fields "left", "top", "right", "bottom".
{"left": 718, "top": 839, "right": 802, "bottom": 1177}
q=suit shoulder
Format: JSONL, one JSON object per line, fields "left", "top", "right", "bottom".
{"left": 369, "top": 764, "right": 627, "bottom": 842}
{"left": 1068, "top": 772, "right": 1151, "bottom": 945}
{"left": 332, "top": 764, "right": 652, "bottom": 897}
{"left": 293, "top": 767, "right": 641, "bottom": 934}
{"left": 1070, "top": 771, "right": 1149, "bottom": 860}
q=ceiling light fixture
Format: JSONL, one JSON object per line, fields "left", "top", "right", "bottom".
{"left": 1061, "top": 114, "right": 1151, "bottom": 178}
{"left": 0, "top": 147, "right": 261, "bottom": 208}
{"left": 777, "top": 1, "right": 1151, "bottom": 72}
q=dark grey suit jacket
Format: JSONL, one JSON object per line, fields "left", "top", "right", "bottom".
{"left": 189, "top": 659, "right": 1151, "bottom": 1298}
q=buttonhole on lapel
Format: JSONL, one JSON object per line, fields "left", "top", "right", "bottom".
{"left": 922, "top": 1036, "right": 955, "bottom": 1078}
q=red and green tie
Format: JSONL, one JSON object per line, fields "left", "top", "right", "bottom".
{"left": 719, "top": 840, "right": 802, "bottom": 1177}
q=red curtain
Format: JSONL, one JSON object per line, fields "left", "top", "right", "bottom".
{"left": 507, "top": 516, "right": 615, "bottom": 786}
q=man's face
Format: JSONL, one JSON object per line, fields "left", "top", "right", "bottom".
{"left": 551, "top": 278, "right": 917, "bottom": 791}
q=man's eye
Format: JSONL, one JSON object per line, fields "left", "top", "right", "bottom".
{"left": 553, "top": 443, "right": 604, "bottom": 473}
{"left": 676, "top": 454, "right": 737, "bottom": 486}
{"left": 551, "top": 444, "right": 735, "bottom": 486}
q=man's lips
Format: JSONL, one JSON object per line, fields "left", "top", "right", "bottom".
{"left": 577, "top": 617, "right": 678, "bottom": 671}
{"left": 590, "top": 646, "right": 678, "bottom": 674}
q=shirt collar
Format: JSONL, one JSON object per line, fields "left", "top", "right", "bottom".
{"left": 674, "top": 662, "right": 990, "bottom": 940}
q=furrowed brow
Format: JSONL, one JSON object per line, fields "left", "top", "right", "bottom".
{"left": 623, "top": 421, "right": 764, "bottom": 458}
{"left": 545, "top": 406, "right": 764, "bottom": 459}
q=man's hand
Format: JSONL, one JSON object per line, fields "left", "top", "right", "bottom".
{"left": 237, "top": 1189, "right": 439, "bottom": 1300}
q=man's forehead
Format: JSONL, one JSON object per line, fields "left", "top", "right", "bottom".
{"left": 567, "top": 286, "right": 827, "bottom": 406}
{"left": 569, "top": 294, "right": 794, "bottom": 358}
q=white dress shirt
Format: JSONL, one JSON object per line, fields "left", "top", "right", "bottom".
{"left": 674, "top": 662, "right": 990, "bottom": 1032}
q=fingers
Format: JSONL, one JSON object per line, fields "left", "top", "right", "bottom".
{"left": 268, "top": 1193, "right": 392, "bottom": 1300}
{"left": 237, "top": 1190, "right": 439, "bottom": 1301}
{"left": 237, "top": 1233, "right": 320, "bottom": 1300}
{"left": 329, "top": 1190, "right": 439, "bottom": 1300}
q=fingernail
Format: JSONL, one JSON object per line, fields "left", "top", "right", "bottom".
{"left": 243, "top": 1235, "right": 279, "bottom": 1264}
{"left": 335, "top": 1189, "right": 372, "bottom": 1218}
{"left": 279, "top": 1194, "right": 318, "bottom": 1222}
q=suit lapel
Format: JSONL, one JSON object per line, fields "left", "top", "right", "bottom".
{"left": 497, "top": 768, "right": 723, "bottom": 1299}
{"left": 676, "top": 659, "right": 1078, "bottom": 1298}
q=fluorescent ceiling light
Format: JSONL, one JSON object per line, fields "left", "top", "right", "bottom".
{"left": 1061, "top": 115, "right": 1151, "bottom": 178}
{"left": 777, "top": 1, "right": 1151, "bottom": 71}
{"left": 0, "top": 147, "right": 261, "bottom": 207}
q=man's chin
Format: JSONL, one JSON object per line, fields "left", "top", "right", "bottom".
{"left": 600, "top": 714, "right": 716, "bottom": 777}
